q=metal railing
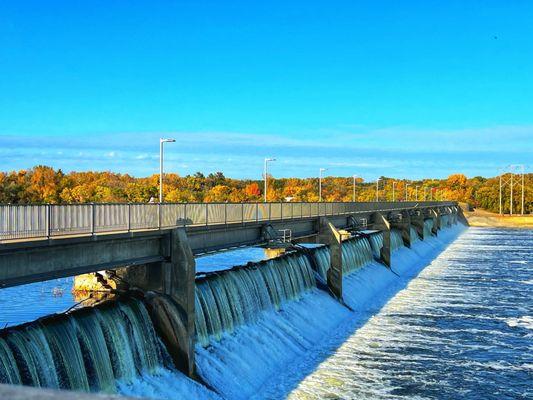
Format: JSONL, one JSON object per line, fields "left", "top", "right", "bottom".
{"left": 0, "top": 201, "right": 454, "bottom": 241}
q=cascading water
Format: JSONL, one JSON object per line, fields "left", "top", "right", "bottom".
{"left": 194, "top": 222, "right": 463, "bottom": 399}
{"left": 0, "top": 215, "right": 464, "bottom": 400}
{"left": 424, "top": 218, "right": 434, "bottom": 237}
{"left": 0, "top": 298, "right": 167, "bottom": 393}
{"left": 390, "top": 229, "right": 405, "bottom": 250}
{"left": 410, "top": 226, "right": 420, "bottom": 243}
{"left": 195, "top": 252, "right": 316, "bottom": 347}
{"left": 314, "top": 230, "right": 406, "bottom": 282}
{"left": 368, "top": 229, "right": 405, "bottom": 258}
{"left": 313, "top": 236, "right": 374, "bottom": 281}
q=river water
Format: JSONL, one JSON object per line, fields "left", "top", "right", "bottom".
{"left": 0, "top": 227, "right": 531, "bottom": 399}
{"left": 282, "top": 227, "right": 532, "bottom": 399}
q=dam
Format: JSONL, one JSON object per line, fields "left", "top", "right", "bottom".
{"left": 2, "top": 201, "right": 529, "bottom": 399}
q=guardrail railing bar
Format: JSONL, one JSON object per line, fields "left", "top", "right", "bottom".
{"left": 0, "top": 201, "right": 455, "bottom": 241}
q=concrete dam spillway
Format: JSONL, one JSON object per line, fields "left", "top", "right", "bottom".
{"left": 0, "top": 209, "right": 467, "bottom": 399}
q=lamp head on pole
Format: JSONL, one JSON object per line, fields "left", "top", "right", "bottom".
{"left": 160, "top": 138, "right": 176, "bottom": 143}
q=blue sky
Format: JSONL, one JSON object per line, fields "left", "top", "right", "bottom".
{"left": 1, "top": 1, "right": 532, "bottom": 180}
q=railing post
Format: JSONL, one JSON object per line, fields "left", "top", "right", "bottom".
{"left": 256, "top": 203, "right": 259, "bottom": 222}
{"left": 91, "top": 203, "right": 95, "bottom": 235}
{"left": 46, "top": 204, "right": 51, "bottom": 239}
{"left": 224, "top": 203, "right": 227, "bottom": 225}
{"left": 280, "top": 202, "right": 283, "bottom": 221}
{"left": 158, "top": 203, "right": 162, "bottom": 229}
{"left": 269, "top": 202, "right": 272, "bottom": 220}
{"left": 205, "top": 204, "right": 208, "bottom": 226}
{"left": 127, "top": 203, "right": 131, "bottom": 232}
{"left": 241, "top": 203, "right": 244, "bottom": 225}
{"left": 183, "top": 203, "right": 187, "bottom": 227}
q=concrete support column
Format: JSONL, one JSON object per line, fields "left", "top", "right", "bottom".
{"left": 318, "top": 217, "right": 346, "bottom": 300}
{"left": 411, "top": 212, "right": 425, "bottom": 240}
{"left": 160, "top": 228, "right": 196, "bottom": 377}
{"left": 391, "top": 212, "right": 411, "bottom": 248}
{"left": 456, "top": 207, "right": 469, "bottom": 226}
{"left": 444, "top": 207, "right": 452, "bottom": 227}
{"left": 429, "top": 209, "right": 440, "bottom": 236}
{"left": 372, "top": 212, "right": 391, "bottom": 268}
{"left": 118, "top": 228, "right": 196, "bottom": 378}
{"left": 115, "top": 261, "right": 164, "bottom": 292}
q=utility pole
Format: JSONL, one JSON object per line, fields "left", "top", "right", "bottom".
{"left": 319, "top": 168, "right": 327, "bottom": 202}
{"left": 499, "top": 174, "right": 502, "bottom": 215}
{"left": 264, "top": 158, "right": 276, "bottom": 202}
{"left": 521, "top": 165, "right": 525, "bottom": 215}
{"left": 375, "top": 178, "right": 380, "bottom": 202}
{"left": 510, "top": 173, "right": 513, "bottom": 215}
{"left": 159, "top": 138, "right": 176, "bottom": 203}
{"left": 392, "top": 181, "right": 396, "bottom": 202}
{"left": 352, "top": 175, "right": 358, "bottom": 202}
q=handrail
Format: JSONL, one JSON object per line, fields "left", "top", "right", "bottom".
{"left": 0, "top": 201, "right": 456, "bottom": 242}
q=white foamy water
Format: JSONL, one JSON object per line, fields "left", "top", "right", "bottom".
{"left": 117, "top": 225, "right": 532, "bottom": 400}
{"left": 283, "top": 228, "right": 532, "bottom": 400}
{"left": 121, "top": 225, "right": 467, "bottom": 399}
{"left": 505, "top": 316, "right": 533, "bottom": 330}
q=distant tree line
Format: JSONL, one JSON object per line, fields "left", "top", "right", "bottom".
{"left": 0, "top": 166, "right": 531, "bottom": 214}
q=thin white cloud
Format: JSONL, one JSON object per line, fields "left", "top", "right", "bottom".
{"left": 0, "top": 124, "right": 531, "bottom": 179}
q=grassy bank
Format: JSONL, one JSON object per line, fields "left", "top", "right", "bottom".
{"left": 464, "top": 209, "right": 533, "bottom": 228}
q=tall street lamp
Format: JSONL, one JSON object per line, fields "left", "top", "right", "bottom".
{"left": 159, "top": 138, "right": 176, "bottom": 203}
{"left": 415, "top": 185, "right": 420, "bottom": 201}
{"left": 392, "top": 181, "right": 397, "bottom": 202}
{"left": 319, "top": 168, "right": 328, "bottom": 202}
{"left": 264, "top": 158, "right": 276, "bottom": 202}
{"left": 352, "top": 174, "right": 359, "bottom": 202}
{"left": 375, "top": 178, "right": 381, "bottom": 202}
{"left": 405, "top": 183, "right": 410, "bottom": 201}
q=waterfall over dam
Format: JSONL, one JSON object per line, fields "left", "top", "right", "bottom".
{"left": 0, "top": 215, "right": 466, "bottom": 399}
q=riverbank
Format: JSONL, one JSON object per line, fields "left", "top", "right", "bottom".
{"left": 464, "top": 209, "right": 533, "bottom": 228}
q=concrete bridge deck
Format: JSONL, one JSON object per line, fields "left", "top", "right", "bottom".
{"left": 0, "top": 201, "right": 457, "bottom": 288}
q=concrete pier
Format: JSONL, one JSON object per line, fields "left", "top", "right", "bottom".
{"left": 119, "top": 228, "right": 196, "bottom": 377}
{"left": 390, "top": 212, "right": 412, "bottom": 248}
{"left": 317, "top": 217, "right": 348, "bottom": 300}
{"left": 372, "top": 212, "right": 391, "bottom": 267}
{"left": 411, "top": 212, "right": 425, "bottom": 240}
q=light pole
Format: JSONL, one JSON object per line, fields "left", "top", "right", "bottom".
{"left": 264, "top": 158, "right": 276, "bottom": 202}
{"left": 405, "top": 183, "right": 410, "bottom": 201}
{"left": 352, "top": 175, "right": 359, "bottom": 202}
{"left": 499, "top": 173, "right": 503, "bottom": 215}
{"left": 423, "top": 186, "right": 428, "bottom": 201}
{"left": 392, "top": 181, "right": 397, "bottom": 202}
{"left": 375, "top": 178, "right": 381, "bottom": 202}
{"left": 510, "top": 173, "right": 513, "bottom": 215}
{"left": 159, "top": 138, "right": 176, "bottom": 203}
{"left": 415, "top": 185, "right": 419, "bottom": 201}
{"left": 319, "top": 168, "right": 328, "bottom": 202}
{"left": 521, "top": 165, "right": 525, "bottom": 215}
